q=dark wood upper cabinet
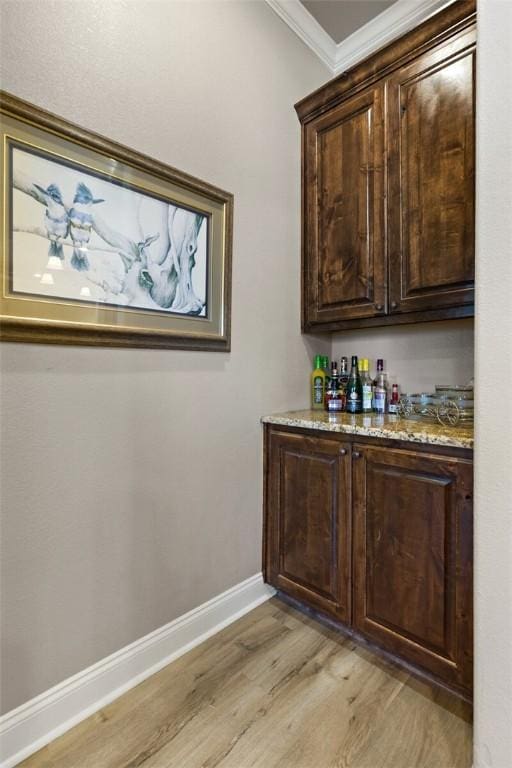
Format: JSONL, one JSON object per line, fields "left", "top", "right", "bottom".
{"left": 304, "top": 85, "right": 386, "bottom": 324}
{"left": 266, "top": 430, "right": 352, "bottom": 623}
{"left": 352, "top": 444, "right": 473, "bottom": 692}
{"left": 296, "top": 0, "right": 476, "bottom": 332}
{"left": 387, "top": 29, "right": 476, "bottom": 314}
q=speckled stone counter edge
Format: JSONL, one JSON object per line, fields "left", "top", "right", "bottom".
{"left": 261, "top": 411, "right": 474, "bottom": 450}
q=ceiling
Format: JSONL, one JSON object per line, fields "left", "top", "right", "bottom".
{"left": 302, "top": 0, "right": 396, "bottom": 44}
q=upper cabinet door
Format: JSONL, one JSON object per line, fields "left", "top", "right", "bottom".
{"left": 303, "top": 85, "right": 386, "bottom": 328}
{"left": 387, "top": 28, "right": 476, "bottom": 315}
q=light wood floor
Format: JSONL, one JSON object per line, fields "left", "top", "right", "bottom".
{"left": 20, "top": 598, "right": 472, "bottom": 768}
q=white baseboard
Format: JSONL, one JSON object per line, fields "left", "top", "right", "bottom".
{"left": 0, "top": 573, "right": 275, "bottom": 768}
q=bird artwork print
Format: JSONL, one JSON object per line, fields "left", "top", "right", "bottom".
{"left": 11, "top": 145, "right": 208, "bottom": 316}
{"left": 33, "top": 183, "right": 69, "bottom": 262}
{"left": 68, "top": 182, "right": 105, "bottom": 271}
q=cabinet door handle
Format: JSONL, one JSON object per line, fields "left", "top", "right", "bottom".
{"left": 340, "top": 448, "right": 347, "bottom": 456}
{"left": 375, "top": 303, "right": 383, "bottom": 311}
{"left": 391, "top": 301, "right": 398, "bottom": 310}
{"left": 353, "top": 451, "right": 362, "bottom": 459}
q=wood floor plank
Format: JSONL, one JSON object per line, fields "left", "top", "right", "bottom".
{"left": 19, "top": 598, "right": 472, "bottom": 768}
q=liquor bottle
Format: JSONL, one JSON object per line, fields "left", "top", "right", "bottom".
{"left": 325, "top": 362, "right": 344, "bottom": 412}
{"left": 360, "top": 358, "right": 373, "bottom": 413}
{"left": 339, "top": 356, "right": 349, "bottom": 393}
{"left": 321, "top": 355, "right": 330, "bottom": 386}
{"left": 310, "top": 355, "right": 326, "bottom": 410}
{"left": 372, "top": 359, "right": 380, "bottom": 410}
{"left": 345, "top": 356, "right": 363, "bottom": 414}
{"left": 388, "top": 383, "right": 400, "bottom": 414}
{"left": 373, "top": 359, "right": 389, "bottom": 414}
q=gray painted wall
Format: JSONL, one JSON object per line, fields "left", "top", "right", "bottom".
{"left": 0, "top": 0, "right": 330, "bottom": 713}
{"left": 331, "top": 319, "right": 474, "bottom": 393}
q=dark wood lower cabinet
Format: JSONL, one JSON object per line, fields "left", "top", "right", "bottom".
{"left": 352, "top": 444, "right": 473, "bottom": 693}
{"left": 266, "top": 430, "right": 351, "bottom": 622}
{"left": 264, "top": 426, "right": 473, "bottom": 697}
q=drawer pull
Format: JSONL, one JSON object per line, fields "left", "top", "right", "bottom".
{"left": 340, "top": 448, "right": 347, "bottom": 456}
{"left": 353, "top": 451, "right": 362, "bottom": 459}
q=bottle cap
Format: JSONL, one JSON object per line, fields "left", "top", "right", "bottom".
{"left": 321, "top": 355, "right": 329, "bottom": 369}
{"left": 314, "top": 355, "right": 322, "bottom": 369}
{"left": 351, "top": 355, "right": 358, "bottom": 367}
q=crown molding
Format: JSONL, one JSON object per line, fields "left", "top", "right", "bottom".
{"left": 332, "top": 0, "right": 457, "bottom": 74}
{"left": 265, "top": 0, "right": 457, "bottom": 75}
{"left": 265, "top": 0, "right": 338, "bottom": 71}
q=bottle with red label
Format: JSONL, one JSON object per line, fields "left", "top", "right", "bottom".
{"left": 388, "top": 383, "right": 400, "bottom": 414}
{"left": 372, "top": 359, "right": 389, "bottom": 414}
{"left": 324, "top": 362, "right": 345, "bottom": 413}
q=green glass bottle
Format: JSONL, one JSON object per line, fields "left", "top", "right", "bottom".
{"left": 311, "top": 355, "right": 326, "bottom": 410}
{"left": 345, "top": 355, "right": 363, "bottom": 414}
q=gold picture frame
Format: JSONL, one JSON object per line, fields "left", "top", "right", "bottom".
{"left": 0, "top": 91, "right": 233, "bottom": 351}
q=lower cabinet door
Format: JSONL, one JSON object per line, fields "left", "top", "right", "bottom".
{"left": 352, "top": 444, "right": 473, "bottom": 692}
{"left": 266, "top": 430, "right": 351, "bottom": 622}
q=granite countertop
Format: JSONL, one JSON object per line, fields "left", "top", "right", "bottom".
{"left": 261, "top": 409, "right": 474, "bottom": 450}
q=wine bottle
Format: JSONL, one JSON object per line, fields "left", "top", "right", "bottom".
{"left": 373, "top": 359, "right": 389, "bottom": 414}
{"left": 360, "top": 358, "right": 373, "bottom": 413}
{"left": 345, "top": 356, "right": 363, "bottom": 414}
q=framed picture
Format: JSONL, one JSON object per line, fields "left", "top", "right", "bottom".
{"left": 0, "top": 91, "right": 233, "bottom": 350}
